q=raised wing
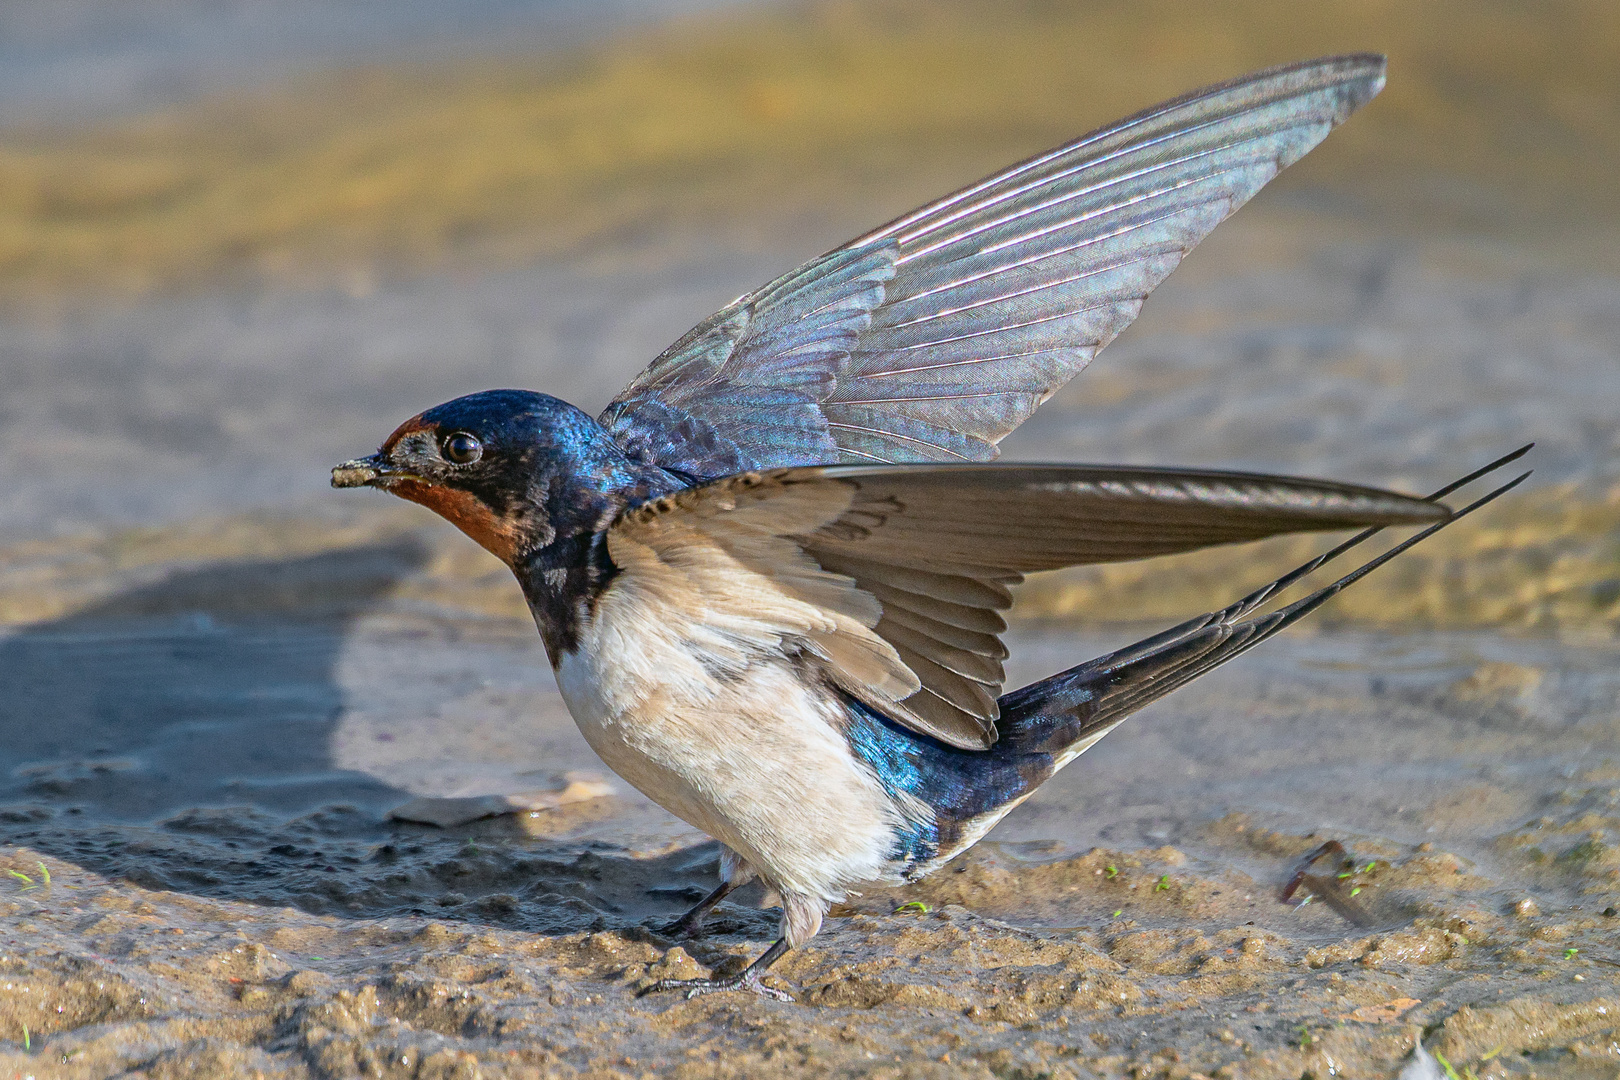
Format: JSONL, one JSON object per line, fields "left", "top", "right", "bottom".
{"left": 601, "top": 55, "right": 1386, "bottom": 476}
{"left": 609, "top": 462, "right": 1446, "bottom": 749}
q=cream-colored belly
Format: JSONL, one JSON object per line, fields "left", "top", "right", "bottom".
{"left": 553, "top": 620, "right": 908, "bottom": 902}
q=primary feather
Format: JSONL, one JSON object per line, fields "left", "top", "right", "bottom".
{"left": 600, "top": 55, "right": 1387, "bottom": 476}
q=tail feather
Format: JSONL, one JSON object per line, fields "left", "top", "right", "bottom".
{"left": 997, "top": 445, "right": 1532, "bottom": 757}
{"left": 847, "top": 447, "right": 1530, "bottom": 877}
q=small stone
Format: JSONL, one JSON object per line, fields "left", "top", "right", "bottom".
{"left": 283, "top": 969, "right": 333, "bottom": 997}
{"left": 1513, "top": 898, "right": 1540, "bottom": 918}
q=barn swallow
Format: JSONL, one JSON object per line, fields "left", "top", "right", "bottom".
{"left": 333, "top": 55, "right": 1529, "bottom": 1000}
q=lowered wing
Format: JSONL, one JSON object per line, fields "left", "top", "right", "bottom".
{"left": 608, "top": 462, "right": 1446, "bottom": 749}
{"left": 601, "top": 55, "right": 1386, "bottom": 477}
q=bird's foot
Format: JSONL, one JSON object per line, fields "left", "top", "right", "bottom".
{"left": 637, "top": 969, "right": 793, "bottom": 1002}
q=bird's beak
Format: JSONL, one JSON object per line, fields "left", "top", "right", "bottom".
{"left": 331, "top": 454, "right": 392, "bottom": 489}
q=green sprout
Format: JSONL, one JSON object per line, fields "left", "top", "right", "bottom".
{"left": 1104, "top": 865, "right": 1118, "bottom": 880}
{"left": 1350, "top": 887, "right": 1362, "bottom": 896}
{"left": 892, "top": 901, "right": 930, "bottom": 915}
{"left": 1155, "top": 875, "right": 1170, "bottom": 892}
{"left": 7, "top": 863, "right": 52, "bottom": 892}
{"left": 1432, "top": 1049, "right": 1483, "bottom": 1080}
{"left": 1362, "top": 861, "right": 1377, "bottom": 873}
{"left": 1337, "top": 870, "right": 1353, "bottom": 879}
{"left": 1111, "top": 909, "right": 1123, "bottom": 919}
{"left": 1295, "top": 1024, "right": 1314, "bottom": 1049}
{"left": 22, "top": 1023, "right": 29, "bottom": 1051}
{"left": 1565, "top": 947, "right": 1579, "bottom": 959}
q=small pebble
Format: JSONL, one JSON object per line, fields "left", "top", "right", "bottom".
{"left": 1513, "top": 898, "right": 1540, "bottom": 918}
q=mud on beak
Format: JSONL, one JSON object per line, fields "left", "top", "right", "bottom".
{"left": 331, "top": 454, "right": 389, "bottom": 488}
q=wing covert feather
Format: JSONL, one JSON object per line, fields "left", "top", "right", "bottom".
{"left": 605, "top": 461, "right": 1444, "bottom": 750}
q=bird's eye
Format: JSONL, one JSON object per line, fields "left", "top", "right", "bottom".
{"left": 443, "top": 432, "right": 483, "bottom": 465}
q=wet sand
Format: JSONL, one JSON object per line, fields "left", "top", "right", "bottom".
{"left": 3, "top": 0, "right": 1619, "bottom": 1075}
{"left": 1, "top": 536, "right": 1617, "bottom": 1078}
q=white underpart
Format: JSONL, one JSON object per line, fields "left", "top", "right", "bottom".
{"left": 1050, "top": 719, "right": 1127, "bottom": 772}
{"left": 554, "top": 568, "right": 925, "bottom": 946}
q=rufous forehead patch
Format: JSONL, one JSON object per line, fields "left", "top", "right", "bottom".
{"left": 381, "top": 414, "right": 432, "bottom": 454}
{"left": 389, "top": 479, "right": 520, "bottom": 566}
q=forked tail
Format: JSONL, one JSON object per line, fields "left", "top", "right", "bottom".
{"left": 994, "top": 444, "right": 1533, "bottom": 759}
{"left": 849, "top": 447, "right": 1531, "bottom": 877}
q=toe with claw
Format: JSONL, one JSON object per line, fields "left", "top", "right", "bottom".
{"left": 638, "top": 937, "right": 793, "bottom": 1002}
{"left": 639, "top": 970, "right": 794, "bottom": 1002}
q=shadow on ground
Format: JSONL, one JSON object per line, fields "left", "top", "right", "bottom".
{"left": 0, "top": 540, "right": 740, "bottom": 936}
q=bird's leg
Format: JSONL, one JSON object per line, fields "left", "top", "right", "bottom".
{"left": 657, "top": 878, "right": 739, "bottom": 939}
{"left": 638, "top": 938, "right": 793, "bottom": 1002}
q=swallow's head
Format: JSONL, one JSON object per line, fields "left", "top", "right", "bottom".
{"left": 332, "top": 389, "right": 648, "bottom": 566}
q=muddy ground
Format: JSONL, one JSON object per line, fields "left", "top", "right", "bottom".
{"left": 1, "top": 567, "right": 1617, "bottom": 1078}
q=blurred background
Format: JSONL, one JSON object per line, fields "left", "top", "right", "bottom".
{"left": 0, "top": 0, "right": 1616, "bottom": 637}
{"left": 0, "top": 0, "right": 1617, "bottom": 830}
